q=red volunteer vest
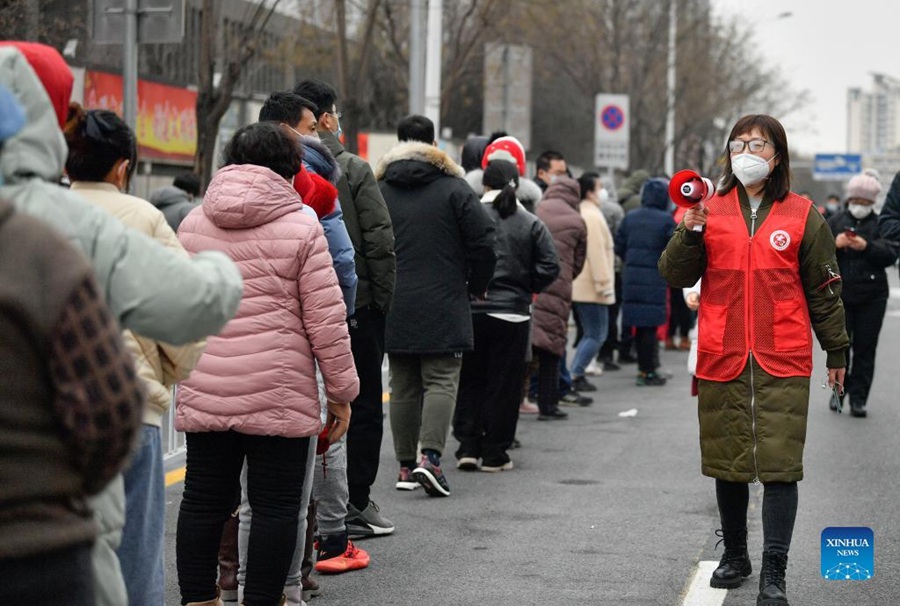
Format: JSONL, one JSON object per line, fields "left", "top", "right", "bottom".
{"left": 696, "top": 190, "right": 814, "bottom": 381}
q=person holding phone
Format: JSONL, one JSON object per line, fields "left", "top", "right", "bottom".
{"left": 659, "top": 115, "right": 848, "bottom": 606}
{"left": 826, "top": 172, "right": 898, "bottom": 417}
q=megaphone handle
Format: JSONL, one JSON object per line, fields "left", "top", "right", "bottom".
{"left": 689, "top": 202, "right": 705, "bottom": 232}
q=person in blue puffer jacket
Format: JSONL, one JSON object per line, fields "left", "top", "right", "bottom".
{"left": 615, "top": 177, "right": 676, "bottom": 386}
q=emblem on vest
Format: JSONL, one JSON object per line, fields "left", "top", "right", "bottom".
{"left": 770, "top": 230, "right": 790, "bottom": 251}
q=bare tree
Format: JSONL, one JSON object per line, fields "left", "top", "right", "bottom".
{"left": 334, "top": 0, "right": 383, "bottom": 154}
{"left": 195, "top": 0, "right": 281, "bottom": 190}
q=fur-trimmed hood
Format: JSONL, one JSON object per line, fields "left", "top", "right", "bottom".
{"left": 375, "top": 141, "right": 465, "bottom": 186}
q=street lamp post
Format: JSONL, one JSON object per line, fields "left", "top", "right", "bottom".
{"left": 665, "top": 0, "right": 676, "bottom": 177}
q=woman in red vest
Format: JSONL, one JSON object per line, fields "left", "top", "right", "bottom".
{"left": 659, "top": 115, "right": 849, "bottom": 606}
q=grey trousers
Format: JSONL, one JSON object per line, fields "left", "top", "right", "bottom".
{"left": 313, "top": 436, "right": 348, "bottom": 538}
{"left": 388, "top": 353, "right": 463, "bottom": 461}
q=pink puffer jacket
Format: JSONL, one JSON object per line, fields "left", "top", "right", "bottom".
{"left": 176, "top": 164, "right": 359, "bottom": 438}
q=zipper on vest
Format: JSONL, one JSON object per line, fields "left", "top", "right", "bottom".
{"left": 749, "top": 352, "right": 761, "bottom": 485}
{"left": 750, "top": 208, "right": 758, "bottom": 237}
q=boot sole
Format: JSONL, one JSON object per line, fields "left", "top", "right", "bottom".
{"left": 710, "top": 562, "right": 752, "bottom": 589}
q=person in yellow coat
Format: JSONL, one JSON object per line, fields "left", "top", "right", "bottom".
{"left": 570, "top": 173, "right": 616, "bottom": 393}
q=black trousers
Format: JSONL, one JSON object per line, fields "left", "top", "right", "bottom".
{"left": 454, "top": 315, "right": 530, "bottom": 464}
{"left": 599, "top": 272, "right": 623, "bottom": 360}
{"left": 716, "top": 479, "right": 798, "bottom": 555}
{"left": 0, "top": 543, "right": 94, "bottom": 603}
{"left": 667, "top": 286, "right": 694, "bottom": 339}
{"left": 177, "top": 431, "right": 309, "bottom": 606}
{"left": 635, "top": 326, "right": 658, "bottom": 373}
{"left": 345, "top": 306, "right": 386, "bottom": 510}
{"left": 534, "top": 346, "right": 562, "bottom": 414}
{"left": 843, "top": 296, "right": 887, "bottom": 409}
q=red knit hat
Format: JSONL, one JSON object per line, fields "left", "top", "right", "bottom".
{"left": 0, "top": 41, "right": 73, "bottom": 129}
{"left": 481, "top": 136, "right": 526, "bottom": 176}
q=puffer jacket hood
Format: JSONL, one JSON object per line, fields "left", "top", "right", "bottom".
{"left": 149, "top": 185, "right": 192, "bottom": 209}
{"left": 301, "top": 135, "right": 341, "bottom": 184}
{"left": 0, "top": 46, "right": 67, "bottom": 184}
{"left": 0, "top": 42, "right": 72, "bottom": 129}
{"left": 204, "top": 164, "right": 303, "bottom": 230}
{"left": 460, "top": 135, "right": 489, "bottom": 172}
{"left": 641, "top": 177, "right": 671, "bottom": 210}
{"left": 375, "top": 141, "right": 465, "bottom": 187}
{"left": 542, "top": 177, "right": 582, "bottom": 211}
{"left": 619, "top": 169, "right": 651, "bottom": 199}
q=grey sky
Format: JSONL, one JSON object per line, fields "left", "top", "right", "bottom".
{"left": 712, "top": 0, "right": 898, "bottom": 156}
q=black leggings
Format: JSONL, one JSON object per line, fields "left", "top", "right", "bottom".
{"left": 716, "top": 479, "right": 798, "bottom": 555}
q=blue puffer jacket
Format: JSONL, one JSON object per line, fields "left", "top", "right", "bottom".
{"left": 615, "top": 178, "right": 675, "bottom": 327}
{"left": 301, "top": 135, "right": 358, "bottom": 316}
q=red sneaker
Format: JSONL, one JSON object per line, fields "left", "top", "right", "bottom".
{"left": 314, "top": 540, "right": 370, "bottom": 574}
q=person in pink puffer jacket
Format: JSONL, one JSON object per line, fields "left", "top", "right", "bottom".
{"left": 175, "top": 122, "right": 359, "bottom": 606}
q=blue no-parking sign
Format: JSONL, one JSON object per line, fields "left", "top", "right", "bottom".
{"left": 594, "top": 94, "right": 629, "bottom": 169}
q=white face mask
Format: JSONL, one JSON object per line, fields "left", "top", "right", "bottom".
{"left": 848, "top": 203, "right": 874, "bottom": 219}
{"left": 597, "top": 187, "right": 610, "bottom": 204}
{"left": 549, "top": 175, "right": 560, "bottom": 185}
{"left": 731, "top": 153, "right": 774, "bottom": 187}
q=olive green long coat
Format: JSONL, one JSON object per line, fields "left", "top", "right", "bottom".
{"left": 658, "top": 187, "right": 849, "bottom": 483}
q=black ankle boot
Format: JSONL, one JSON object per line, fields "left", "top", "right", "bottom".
{"left": 757, "top": 551, "right": 789, "bottom": 605}
{"left": 710, "top": 528, "right": 752, "bottom": 589}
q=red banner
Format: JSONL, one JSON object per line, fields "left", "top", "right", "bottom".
{"left": 83, "top": 71, "right": 197, "bottom": 162}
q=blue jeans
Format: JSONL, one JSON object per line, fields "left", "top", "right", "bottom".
{"left": 116, "top": 425, "right": 165, "bottom": 606}
{"left": 571, "top": 303, "right": 610, "bottom": 378}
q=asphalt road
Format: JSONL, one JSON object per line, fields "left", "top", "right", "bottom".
{"left": 164, "top": 279, "right": 900, "bottom": 606}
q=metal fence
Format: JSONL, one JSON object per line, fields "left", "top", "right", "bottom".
{"left": 162, "top": 386, "right": 186, "bottom": 460}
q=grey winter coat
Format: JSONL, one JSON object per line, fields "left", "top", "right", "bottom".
{"left": 148, "top": 185, "right": 198, "bottom": 232}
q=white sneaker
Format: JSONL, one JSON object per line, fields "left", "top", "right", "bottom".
{"left": 585, "top": 360, "right": 603, "bottom": 376}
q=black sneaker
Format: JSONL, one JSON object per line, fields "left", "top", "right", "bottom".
{"left": 537, "top": 409, "right": 569, "bottom": 420}
{"left": 413, "top": 456, "right": 450, "bottom": 497}
{"left": 559, "top": 391, "right": 593, "bottom": 406}
{"left": 602, "top": 360, "right": 621, "bottom": 371}
{"left": 346, "top": 500, "right": 395, "bottom": 537}
{"left": 572, "top": 376, "right": 597, "bottom": 392}
{"left": 636, "top": 371, "right": 667, "bottom": 386}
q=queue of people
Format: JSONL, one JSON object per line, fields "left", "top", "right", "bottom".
{"left": 1, "top": 38, "right": 898, "bottom": 606}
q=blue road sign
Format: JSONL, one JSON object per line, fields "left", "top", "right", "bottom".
{"left": 813, "top": 154, "right": 862, "bottom": 181}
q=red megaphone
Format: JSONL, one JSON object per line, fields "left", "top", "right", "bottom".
{"left": 669, "top": 169, "right": 714, "bottom": 209}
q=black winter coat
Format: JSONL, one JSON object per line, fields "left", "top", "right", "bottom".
{"left": 827, "top": 210, "right": 898, "bottom": 304}
{"left": 615, "top": 178, "right": 675, "bottom": 327}
{"left": 376, "top": 142, "right": 497, "bottom": 354}
{"left": 470, "top": 193, "right": 559, "bottom": 315}
{"left": 877, "top": 171, "right": 900, "bottom": 279}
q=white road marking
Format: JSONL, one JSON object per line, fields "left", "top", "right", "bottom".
{"left": 681, "top": 561, "right": 728, "bottom": 606}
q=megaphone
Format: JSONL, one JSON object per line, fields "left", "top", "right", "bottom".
{"left": 669, "top": 169, "right": 714, "bottom": 232}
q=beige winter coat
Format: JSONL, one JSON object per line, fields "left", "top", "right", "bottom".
{"left": 70, "top": 182, "right": 205, "bottom": 426}
{"left": 572, "top": 199, "right": 616, "bottom": 305}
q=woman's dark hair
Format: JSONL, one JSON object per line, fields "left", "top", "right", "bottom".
{"left": 223, "top": 122, "right": 303, "bottom": 180}
{"left": 483, "top": 159, "right": 519, "bottom": 219}
{"left": 64, "top": 103, "right": 137, "bottom": 183}
{"left": 719, "top": 114, "right": 791, "bottom": 201}
{"left": 578, "top": 172, "right": 600, "bottom": 200}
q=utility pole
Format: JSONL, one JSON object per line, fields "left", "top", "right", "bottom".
{"left": 423, "top": 0, "right": 442, "bottom": 137}
{"left": 123, "top": 0, "right": 139, "bottom": 133}
{"left": 664, "top": 0, "right": 676, "bottom": 177}
{"left": 409, "top": 0, "right": 426, "bottom": 115}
